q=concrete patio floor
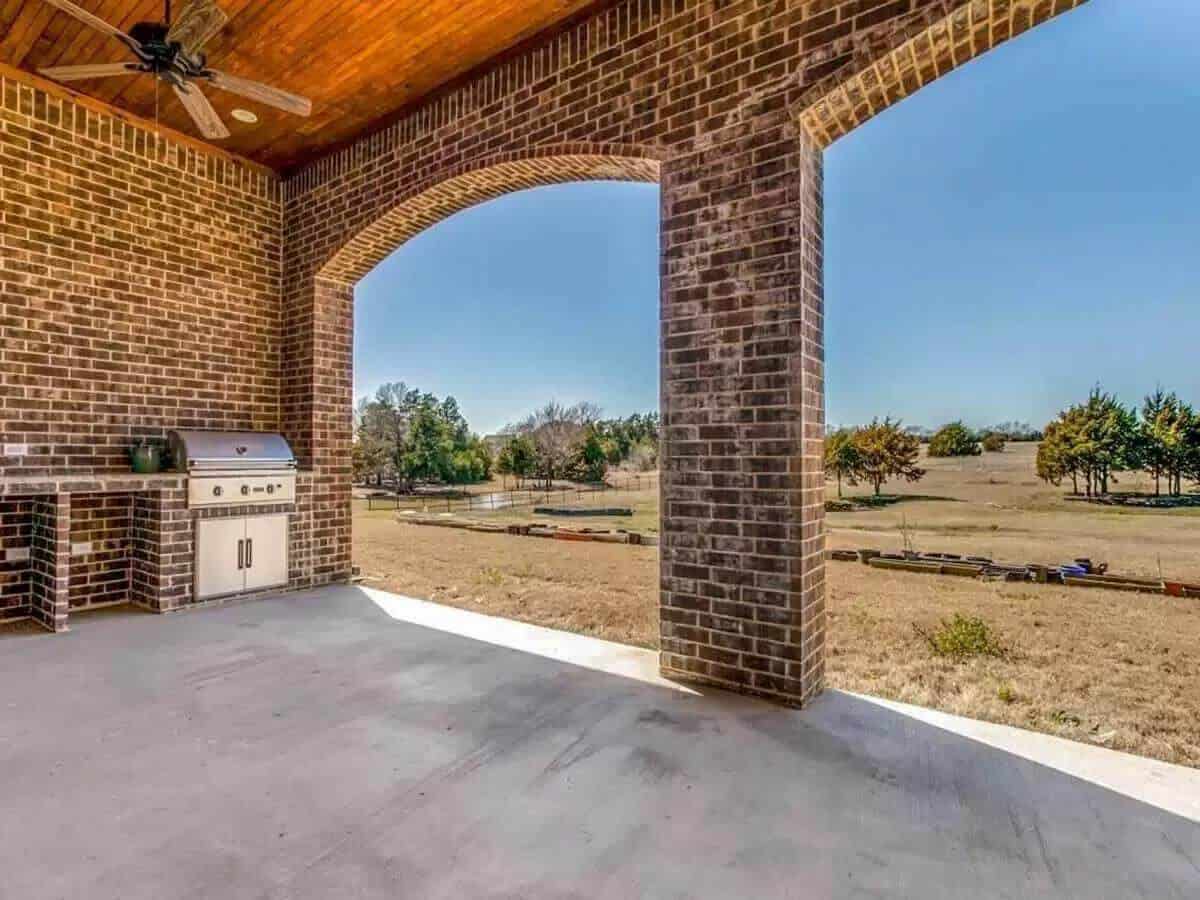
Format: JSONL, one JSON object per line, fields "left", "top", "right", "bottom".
{"left": 1, "top": 586, "right": 1197, "bottom": 899}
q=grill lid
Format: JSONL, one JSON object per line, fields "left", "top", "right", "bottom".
{"left": 168, "top": 430, "right": 296, "bottom": 471}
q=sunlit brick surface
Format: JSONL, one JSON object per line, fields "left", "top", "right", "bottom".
{"left": 798, "top": 0, "right": 1089, "bottom": 148}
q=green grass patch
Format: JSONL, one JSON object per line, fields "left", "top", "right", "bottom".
{"left": 914, "top": 614, "right": 1009, "bottom": 662}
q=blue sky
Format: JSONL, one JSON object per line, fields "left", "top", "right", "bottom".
{"left": 355, "top": 0, "right": 1200, "bottom": 435}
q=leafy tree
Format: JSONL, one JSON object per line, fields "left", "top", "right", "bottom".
{"left": 626, "top": 439, "right": 658, "bottom": 472}
{"left": 398, "top": 404, "right": 454, "bottom": 486}
{"left": 1082, "top": 388, "right": 1138, "bottom": 495}
{"left": 354, "top": 382, "right": 490, "bottom": 489}
{"left": 1037, "top": 388, "right": 1138, "bottom": 496}
{"left": 1138, "top": 389, "right": 1177, "bottom": 496}
{"left": 351, "top": 439, "right": 371, "bottom": 483}
{"left": 1138, "top": 391, "right": 1199, "bottom": 497}
{"left": 928, "top": 422, "right": 981, "bottom": 458}
{"left": 450, "top": 436, "right": 493, "bottom": 484}
{"left": 823, "top": 428, "right": 861, "bottom": 498}
{"left": 1036, "top": 415, "right": 1079, "bottom": 492}
{"left": 495, "top": 434, "right": 536, "bottom": 488}
{"left": 850, "top": 418, "right": 926, "bottom": 496}
{"left": 981, "top": 431, "right": 1007, "bottom": 453}
{"left": 569, "top": 427, "right": 610, "bottom": 483}
{"left": 510, "top": 401, "right": 600, "bottom": 490}
{"left": 590, "top": 412, "right": 660, "bottom": 468}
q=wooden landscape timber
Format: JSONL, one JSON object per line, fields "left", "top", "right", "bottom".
{"left": 827, "top": 547, "right": 1200, "bottom": 598}
{"left": 397, "top": 512, "right": 659, "bottom": 547}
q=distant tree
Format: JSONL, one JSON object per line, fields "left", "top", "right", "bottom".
{"left": 823, "top": 428, "right": 861, "bottom": 498}
{"left": 398, "top": 404, "right": 454, "bottom": 487}
{"left": 354, "top": 382, "right": 491, "bottom": 490}
{"left": 1037, "top": 388, "right": 1137, "bottom": 496}
{"left": 351, "top": 439, "right": 370, "bottom": 483}
{"left": 1138, "top": 389, "right": 1176, "bottom": 496}
{"left": 1080, "top": 388, "right": 1138, "bottom": 495}
{"left": 589, "top": 411, "right": 659, "bottom": 470}
{"left": 986, "top": 421, "right": 1042, "bottom": 442}
{"left": 495, "top": 434, "right": 536, "bottom": 488}
{"left": 356, "top": 382, "right": 430, "bottom": 487}
{"left": 626, "top": 439, "right": 658, "bottom": 472}
{"left": 928, "top": 422, "right": 981, "bottom": 458}
{"left": 850, "top": 418, "right": 926, "bottom": 496}
{"left": 1036, "top": 416, "right": 1078, "bottom": 492}
{"left": 511, "top": 401, "right": 600, "bottom": 490}
{"left": 450, "top": 436, "right": 493, "bottom": 484}
{"left": 569, "top": 427, "right": 610, "bottom": 483}
{"left": 981, "top": 431, "right": 1007, "bottom": 453}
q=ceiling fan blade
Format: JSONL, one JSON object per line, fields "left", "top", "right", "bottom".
{"left": 40, "top": 0, "right": 142, "bottom": 55}
{"left": 166, "top": 0, "right": 229, "bottom": 56}
{"left": 206, "top": 70, "right": 312, "bottom": 117}
{"left": 38, "top": 62, "right": 140, "bottom": 82}
{"left": 172, "top": 82, "right": 230, "bottom": 140}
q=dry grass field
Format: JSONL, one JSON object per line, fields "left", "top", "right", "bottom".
{"left": 354, "top": 444, "right": 1200, "bottom": 767}
{"left": 828, "top": 443, "right": 1200, "bottom": 582}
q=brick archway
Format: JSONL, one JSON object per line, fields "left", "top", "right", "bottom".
{"left": 797, "top": 0, "right": 1089, "bottom": 148}
{"left": 280, "top": 0, "right": 1092, "bottom": 706}
{"left": 318, "top": 148, "right": 662, "bottom": 285}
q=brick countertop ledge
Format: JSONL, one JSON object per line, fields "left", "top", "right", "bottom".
{"left": 0, "top": 473, "right": 187, "bottom": 496}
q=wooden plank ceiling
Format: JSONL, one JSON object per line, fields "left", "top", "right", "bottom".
{"left": 1, "top": 0, "right": 603, "bottom": 170}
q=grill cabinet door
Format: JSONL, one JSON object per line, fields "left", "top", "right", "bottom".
{"left": 243, "top": 514, "right": 288, "bottom": 593}
{"left": 195, "top": 518, "right": 247, "bottom": 600}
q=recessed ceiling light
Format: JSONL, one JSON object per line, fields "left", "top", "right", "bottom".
{"left": 231, "top": 108, "right": 258, "bottom": 124}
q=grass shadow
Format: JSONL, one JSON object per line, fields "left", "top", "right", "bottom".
{"left": 827, "top": 494, "right": 961, "bottom": 512}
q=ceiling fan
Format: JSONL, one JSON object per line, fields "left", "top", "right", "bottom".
{"left": 35, "top": 0, "right": 312, "bottom": 140}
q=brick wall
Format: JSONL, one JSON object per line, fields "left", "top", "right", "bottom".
{"left": 29, "top": 494, "right": 69, "bottom": 631}
{"left": 0, "top": 498, "right": 33, "bottom": 620}
{"left": 69, "top": 493, "right": 132, "bottom": 610}
{"left": 0, "top": 73, "right": 282, "bottom": 477}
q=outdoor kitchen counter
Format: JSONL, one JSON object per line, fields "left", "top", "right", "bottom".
{"left": 0, "top": 472, "right": 186, "bottom": 497}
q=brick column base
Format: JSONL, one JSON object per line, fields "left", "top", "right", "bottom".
{"left": 131, "top": 487, "right": 193, "bottom": 612}
{"left": 30, "top": 494, "right": 70, "bottom": 632}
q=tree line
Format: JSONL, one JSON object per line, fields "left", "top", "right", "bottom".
{"left": 354, "top": 383, "right": 659, "bottom": 492}
{"left": 1037, "top": 387, "right": 1200, "bottom": 497}
{"left": 354, "top": 383, "right": 494, "bottom": 490}
{"left": 494, "top": 403, "right": 659, "bottom": 490}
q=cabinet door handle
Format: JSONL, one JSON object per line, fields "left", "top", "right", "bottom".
{"left": 246, "top": 538, "right": 253, "bottom": 569}
{"left": 237, "top": 539, "right": 245, "bottom": 570}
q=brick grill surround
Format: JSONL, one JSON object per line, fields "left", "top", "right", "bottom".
{"left": 1, "top": 0, "right": 1087, "bottom": 700}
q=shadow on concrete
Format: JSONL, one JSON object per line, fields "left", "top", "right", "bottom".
{"left": 0, "top": 584, "right": 1195, "bottom": 899}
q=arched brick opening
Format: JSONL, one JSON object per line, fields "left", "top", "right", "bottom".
{"left": 318, "top": 149, "right": 662, "bottom": 285}
{"left": 279, "top": 0, "right": 1091, "bottom": 706}
{"left": 798, "top": 0, "right": 1088, "bottom": 148}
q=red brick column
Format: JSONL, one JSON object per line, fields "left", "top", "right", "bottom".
{"left": 280, "top": 276, "right": 354, "bottom": 588}
{"left": 130, "top": 486, "right": 193, "bottom": 612}
{"left": 658, "top": 108, "right": 826, "bottom": 706}
{"left": 30, "top": 494, "right": 70, "bottom": 632}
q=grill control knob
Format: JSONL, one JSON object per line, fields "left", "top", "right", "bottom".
{"left": 212, "top": 486, "right": 223, "bottom": 497}
{"left": 266, "top": 484, "right": 275, "bottom": 495}
{"left": 241, "top": 485, "right": 250, "bottom": 496}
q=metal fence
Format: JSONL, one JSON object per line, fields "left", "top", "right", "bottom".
{"left": 361, "top": 472, "right": 659, "bottom": 514}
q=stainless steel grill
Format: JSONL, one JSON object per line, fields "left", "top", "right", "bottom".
{"left": 168, "top": 430, "right": 297, "bottom": 508}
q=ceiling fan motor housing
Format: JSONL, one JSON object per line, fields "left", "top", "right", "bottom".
{"left": 129, "top": 21, "right": 178, "bottom": 71}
